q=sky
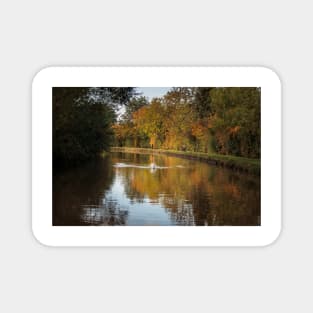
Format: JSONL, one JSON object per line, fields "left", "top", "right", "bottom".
{"left": 137, "top": 87, "right": 171, "bottom": 100}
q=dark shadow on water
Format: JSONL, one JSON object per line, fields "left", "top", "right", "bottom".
{"left": 53, "top": 156, "right": 127, "bottom": 225}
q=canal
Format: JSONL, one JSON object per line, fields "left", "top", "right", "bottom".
{"left": 53, "top": 152, "right": 260, "bottom": 226}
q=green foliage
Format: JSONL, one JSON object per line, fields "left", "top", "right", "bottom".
{"left": 53, "top": 87, "right": 135, "bottom": 166}
{"left": 123, "top": 96, "right": 149, "bottom": 121}
{"left": 210, "top": 87, "right": 261, "bottom": 158}
{"left": 54, "top": 86, "right": 260, "bottom": 163}
{"left": 194, "top": 87, "right": 214, "bottom": 118}
{"left": 113, "top": 87, "right": 260, "bottom": 159}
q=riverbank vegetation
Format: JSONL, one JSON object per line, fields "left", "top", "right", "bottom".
{"left": 113, "top": 87, "right": 260, "bottom": 159}
{"left": 53, "top": 87, "right": 260, "bottom": 171}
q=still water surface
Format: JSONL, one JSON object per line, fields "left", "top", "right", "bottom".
{"left": 53, "top": 152, "right": 260, "bottom": 226}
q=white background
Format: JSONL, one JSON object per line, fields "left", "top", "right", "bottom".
{"left": 0, "top": 0, "right": 310, "bottom": 312}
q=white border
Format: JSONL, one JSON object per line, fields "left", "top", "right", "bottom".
{"left": 32, "top": 67, "right": 281, "bottom": 246}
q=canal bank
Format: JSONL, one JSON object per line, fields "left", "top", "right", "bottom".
{"left": 110, "top": 147, "right": 260, "bottom": 175}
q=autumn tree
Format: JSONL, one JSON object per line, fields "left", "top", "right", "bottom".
{"left": 123, "top": 96, "right": 149, "bottom": 121}
{"left": 112, "top": 96, "right": 150, "bottom": 147}
{"left": 111, "top": 87, "right": 260, "bottom": 159}
{"left": 133, "top": 98, "right": 165, "bottom": 148}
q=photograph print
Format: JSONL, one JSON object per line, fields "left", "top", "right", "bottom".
{"left": 53, "top": 86, "right": 261, "bottom": 226}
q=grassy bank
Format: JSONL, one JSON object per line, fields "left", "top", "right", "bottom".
{"left": 110, "top": 147, "right": 260, "bottom": 175}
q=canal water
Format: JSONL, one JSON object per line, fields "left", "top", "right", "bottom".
{"left": 53, "top": 152, "right": 260, "bottom": 226}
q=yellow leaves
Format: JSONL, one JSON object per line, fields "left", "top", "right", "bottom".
{"left": 112, "top": 87, "right": 259, "bottom": 157}
{"left": 149, "top": 136, "right": 156, "bottom": 147}
{"left": 132, "top": 106, "right": 147, "bottom": 123}
{"left": 191, "top": 122, "right": 207, "bottom": 138}
{"left": 112, "top": 122, "right": 134, "bottom": 139}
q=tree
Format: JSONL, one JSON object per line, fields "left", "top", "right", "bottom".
{"left": 53, "top": 87, "right": 135, "bottom": 166}
{"left": 162, "top": 88, "right": 196, "bottom": 150}
{"left": 209, "top": 87, "right": 261, "bottom": 157}
{"left": 111, "top": 87, "right": 260, "bottom": 159}
{"left": 193, "top": 87, "right": 214, "bottom": 118}
{"left": 122, "top": 96, "right": 149, "bottom": 121}
{"left": 133, "top": 98, "right": 165, "bottom": 148}
{"left": 112, "top": 96, "right": 150, "bottom": 147}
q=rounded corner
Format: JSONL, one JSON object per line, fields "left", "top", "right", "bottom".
{"left": 261, "top": 225, "right": 282, "bottom": 247}
{"left": 258, "top": 66, "right": 282, "bottom": 88}
{"left": 31, "top": 225, "right": 53, "bottom": 248}
{"left": 32, "top": 66, "right": 55, "bottom": 88}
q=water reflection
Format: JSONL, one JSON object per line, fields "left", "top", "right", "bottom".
{"left": 53, "top": 152, "right": 260, "bottom": 226}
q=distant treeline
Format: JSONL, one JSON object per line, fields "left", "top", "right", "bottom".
{"left": 53, "top": 87, "right": 260, "bottom": 167}
{"left": 114, "top": 87, "right": 260, "bottom": 158}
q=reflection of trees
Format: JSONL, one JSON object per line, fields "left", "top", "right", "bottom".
{"left": 53, "top": 156, "right": 127, "bottom": 225}
{"left": 54, "top": 153, "right": 261, "bottom": 226}
{"left": 115, "top": 152, "right": 150, "bottom": 165}
{"left": 116, "top": 155, "right": 260, "bottom": 226}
